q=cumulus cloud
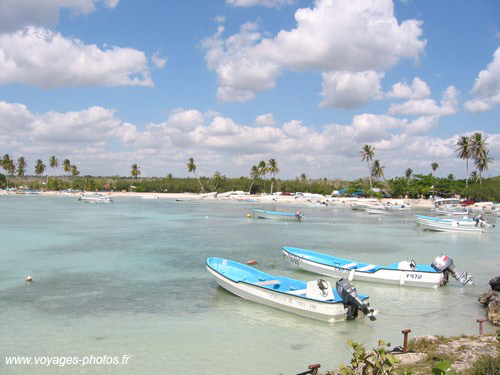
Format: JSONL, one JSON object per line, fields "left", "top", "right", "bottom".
{"left": 0, "top": 27, "right": 153, "bottom": 88}
{"left": 464, "top": 47, "right": 500, "bottom": 113}
{"left": 386, "top": 77, "right": 431, "bottom": 99}
{"left": 152, "top": 50, "right": 167, "bottom": 68}
{"left": 226, "top": 0, "right": 296, "bottom": 7}
{"left": 203, "top": 0, "right": 426, "bottom": 105}
{"left": 388, "top": 86, "right": 460, "bottom": 116}
{"left": 255, "top": 113, "right": 277, "bottom": 126}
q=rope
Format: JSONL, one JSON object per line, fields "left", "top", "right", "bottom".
{"left": 379, "top": 299, "right": 463, "bottom": 317}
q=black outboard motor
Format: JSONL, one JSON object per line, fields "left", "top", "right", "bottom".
{"left": 431, "top": 254, "right": 474, "bottom": 286}
{"left": 336, "top": 278, "right": 376, "bottom": 321}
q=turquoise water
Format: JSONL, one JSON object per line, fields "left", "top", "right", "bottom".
{"left": 0, "top": 196, "right": 498, "bottom": 374}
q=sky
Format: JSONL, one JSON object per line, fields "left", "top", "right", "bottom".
{"left": 0, "top": 0, "right": 499, "bottom": 180}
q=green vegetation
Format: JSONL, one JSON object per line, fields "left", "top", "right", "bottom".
{"left": 465, "top": 355, "right": 500, "bottom": 375}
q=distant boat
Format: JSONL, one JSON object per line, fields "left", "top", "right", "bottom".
{"left": 282, "top": 247, "right": 474, "bottom": 288}
{"left": 206, "top": 257, "right": 376, "bottom": 322}
{"left": 252, "top": 209, "right": 304, "bottom": 221}
{"left": 415, "top": 214, "right": 491, "bottom": 233}
{"left": 366, "top": 208, "right": 390, "bottom": 215}
{"left": 175, "top": 198, "right": 192, "bottom": 202}
{"left": 78, "top": 193, "right": 113, "bottom": 204}
{"left": 140, "top": 195, "right": 159, "bottom": 200}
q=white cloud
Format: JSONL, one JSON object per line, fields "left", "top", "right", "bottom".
{"left": 320, "top": 70, "right": 384, "bottom": 109}
{"left": 386, "top": 77, "right": 431, "bottom": 99}
{"left": 388, "top": 86, "right": 460, "bottom": 116}
{"left": 203, "top": 0, "right": 425, "bottom": 104}
{"left": 464, "top": 47, "right": 500, "bottom": 113}
{"left": 104, "top": 0, "right": 120, "bottom": 8}
{"left": 226, "top": 0, "right": 296, "bottom": 8}
{"left": 152, "top": 50, "right": 167, "bottom": 68}
{"left": 255, "top": 113, "right": 277, "bottom": 126}
{"left": 0, "top": 27, "right": 153, "bottom": 88}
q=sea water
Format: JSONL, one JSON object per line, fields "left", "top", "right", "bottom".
{"left": 0, "top": 196, "right": 498, "bottom": 374}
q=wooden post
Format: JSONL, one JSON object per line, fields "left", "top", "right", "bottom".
{"left": 402, "top": 329, "right": 411, "bottom": 353}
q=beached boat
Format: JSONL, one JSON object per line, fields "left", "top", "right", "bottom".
{"left": 282, "top": 247, "right": 474, "bottom": 288}
{"left": 207, "top": 257, "right": 376, "bottom": 322}
{"left": 252, "top": 209, "right": 304, "bottom": 221}
{"left": 78, "top": 193, "right": 113, "bottom": 204}
{"left": 415, "top": 214, "right": 491, "bottom": 233}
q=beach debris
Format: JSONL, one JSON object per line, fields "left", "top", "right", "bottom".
{"left": 25, "top": 276, "right": 32, "bottom": 283}
{"left": 245, "top": 260, "right": 257, "bottom": 265}
{"left": 247, "top": 214, "right": 251, "bottom": 218}
{"left": 296, "top": 363, "right": 320, "bottom": 375}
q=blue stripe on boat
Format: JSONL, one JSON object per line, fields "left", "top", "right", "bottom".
{"left": 252, "top": 209, "right": 296, "bottom": 217}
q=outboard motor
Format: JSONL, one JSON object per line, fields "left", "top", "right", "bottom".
{"left": 295, "top": 210, "right": 304, "bottom": 220}
{"left": 431, "top": 254, "right": 474, "bottom": 286}
{"left": 473, "top": 214, "right": 491, "bottom": 228}
{"left": 336, "top": 278, "right": 376, "bottom": 321}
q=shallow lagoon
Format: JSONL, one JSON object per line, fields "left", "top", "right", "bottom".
{"left": 0, "top": 196, "right": 498, "bottom": 374}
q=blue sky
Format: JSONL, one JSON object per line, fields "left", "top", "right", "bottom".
{"left": 0, "top": 0, "right": 499, "bottom": 179}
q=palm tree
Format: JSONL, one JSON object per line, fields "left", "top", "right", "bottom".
{"left": 17, "top": 157, "right": 27, "bottom": 177}
{"left": 405, "top": 168, "right": 413, "bottom": 180}
{"left": 212, "top": 171, "right": 224, "bottom": 191}
{"left": 431, "top": 162, "right": 439, "bottom": 176}
{"left": 360, "top": 145, "right": 375, "bottom": 189}
{"left": 469, "top": 171, "right": 479, "bottom": 183}
{"left": 370, "top": 160, "right": 385, "bottom": 181}
{"left": 187, "top": 157, "right": 204, "bottom": 193}
{"left": 455, "top": 136, "right": 472, "bottom": 188}
{"left": 470, "top": 132, "right": 487, "bottom": 161}
{"left": 34, "top": 159, "right": 46, "bottom": 184}
{"left": 300, "top": 173, "right": 307, "bottom": 182}
{"left": 258, "top": 160, "right": 267, "bottom": 192}
{"left": 131, "top": 164, "right": 141, "bottom": 179}
{"left": 71, "top": 165, "right": 80, "bottom": 177}
{"left": 49, "top": 156, "right": 59, "bottom": 178}
{"left": 248, "top": 165, "right": 259, "bottom": 194}
{"left": 267, "top": 159, "right": 279, "bottom": 194}
{"left": 2, "top": 154, "right": 15, "bottom": 188}
{"left": 62, "top": 159, "right": 71, "bottom": 178}
{"left": 474, "top": 150, "right": 493, "bottom": 185}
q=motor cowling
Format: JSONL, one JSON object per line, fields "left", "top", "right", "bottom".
{"left": 336, "top": 278, "right": 376, "bottom": 321}
{"left": 431, "top": 254, "right": 474, "bottom": 286}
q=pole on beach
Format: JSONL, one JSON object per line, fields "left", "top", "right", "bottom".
{"left": 401, "top": 329, "right": 411, "bottom": 353}
{"left": 476, "top": 319, "right": 486, "bottom": 336}
{"left": 296, "top": 363, "right": 320, "bottom": 375}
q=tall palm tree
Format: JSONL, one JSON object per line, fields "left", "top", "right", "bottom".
{"left": 130, "top": 164, "right": 141, "bottom": 179}
{"left": 370, "top": 160, "right": 385, "bottom": 181}
{"left": 248, "top": 165, "right": 259, "bottom": 193}
{"left": 49, "top": 156, "right": 59, "bottom": 178}
{"left": 212, "top": 171, "right": 224, "bottom": 191}
{"left": 360, "top": 145, "right": 375, "bottom": 189}
{"left": 62, "top": 159, "right": 71, "bottom": 178}
{"left": 187, "top": 157, "right": 204, "bottom": 193}
{"left": 431, "top": 162, "right": 439, "bottom": 176}
{"left": 455, "top": 136, "right": 472, "bottom": 188}
{"left": 300, "top": 173, "right": 307, "bottom": 182}
{"left": 34, "top": 159, "right": 46, "bottom": 184}
{"left": 267, "top": 159, "right": 279, "bottom": 194}
{"left": 405, "top": 168, "right": 413, "bottom": 180}
{"left": 469, "top": 171, "right": 479, "bottom": 183}
{"left": 470, "top": 132, "right": 487, "bottom": 161}
{"left": 258, "top": 160, "right": 267, "bottom": 192}
{"left": 17, "top": 157, "right": 27, "bottom": 177}
{"left": 71, "top": 165, "right": 80, "bottom": 177}
{"left": 2, "top": 154, "right": 15, "bottom": 188}
{"left": 474, "top": 150, "right": 493, "bottom": 185}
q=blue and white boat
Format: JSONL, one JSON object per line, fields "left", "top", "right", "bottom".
{"left": 206, "top": 257, "right": 375, "bottom": 322}
{"left": 252, "top": 209, "right": 304, "bottom": 221}
{"left": 415, "top": 214, "right": 491, "bottom": 233}
{"left": 282, "top": 247, "right": 474, "bottom": 288}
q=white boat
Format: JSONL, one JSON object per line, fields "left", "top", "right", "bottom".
{"left": 415, "top": 214, "right": 491, "bottom": 233}
{"left": 252, "top": 209, "right": 304, "bottom": 221}
{"left": 366, "top": 208, "right": 390, "bottom": 215}
{"left": 206, "top": 257, "right": 376, "bottom": 323}
{"left": 282, "top": 247, "right": 474, "bottom": 288}
{"left": 0, "top": 190, "right": 9, "bottom": 196}
{"left": 78, "top": 193, "right": 113, "bottom": 204}
{"left": 140, "top": 194, "right": 159, "bottom": 200}
{"left": 386, "top": 203, "right": 412, "bottom": 211}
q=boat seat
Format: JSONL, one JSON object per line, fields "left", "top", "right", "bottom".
{"left": 287, "top": 289, "right": 307, "bottom": 295}
{"left": 357, "top": 265, "right": 376, "bottom": 272}
{"left": 255, "top": 280, "right": 281, "bottom": 286}
{"left": 343, "top": 262, "right": 358, "bottom": 269}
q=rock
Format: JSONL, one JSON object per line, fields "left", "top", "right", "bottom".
{"left": 490, "top": 276, "right": 500, "bottom": 291}
{"left": 478, "top": 290, "right": 500, "bottom": 326}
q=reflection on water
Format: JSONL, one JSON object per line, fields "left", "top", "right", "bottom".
{"left": 0, "top": 196, "right": 498, "bottom": 374}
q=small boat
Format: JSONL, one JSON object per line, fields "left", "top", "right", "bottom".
{"left": 207, "top": 257, "right": 376, "bottom": 322}
{"left": 175, "top": 198, "right": 192, "bottom": 202}
{"left": 140, "top": 194, "right": 159, "bottom": 200}
{"left": 78, "top": 193, "right": 113, "bottom": 204}
{"left": 415, "top": 214, "right": 491, "bottom": 233}
{"left": 366, "top": 208, "right": 390, "bottom": 215}
{"left": 282, "top": 247, "right": 474, "bottom": 288}
{"left": 252, "top": 209, "right": 304, "bottom": 221}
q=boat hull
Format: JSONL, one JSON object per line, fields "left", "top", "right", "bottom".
{"left": 207, "top": 267, "right": 351, "bottom": 323}
{"left": 415, "top": 215, "right": 486, "bottom": 233}
{"left": 282, "top": 249, "right": 444, "bottom": 288}
{"left": 252, "top": 209, "right": 302, "bottom": 221}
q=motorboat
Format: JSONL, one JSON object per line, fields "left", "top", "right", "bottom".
{"left": 252, "top": 209, "right": 304, "bottom": 221}
{"left": 415, "top": 214, "right": 492, "bottom": 233}
{"left": 207, "top": 257, "right": 376, "bottom": 322}
{"left": 78, "top": 193, "right": 113, "bottom": 204}
{"left": 282, "top": 247, "right": 474, "bottom": 288}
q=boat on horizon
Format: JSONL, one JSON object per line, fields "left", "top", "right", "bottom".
{"left": 78, "top": 193, "right": 113, "bottom": 204}
{"left": 206, "top": 257, "right": 376, "bottom": 323}
{"left": 282, "top": 247, "right": 474, "bottom": 288}
{"left": 415, "top": 214, "right": 492, "bottom": 233}
{"left": 252, "top": 209, "right": 304, "bottom": 221}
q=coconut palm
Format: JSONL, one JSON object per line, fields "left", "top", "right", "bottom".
{"left": 300, "top": 173, "right": 307, "bottom": 182}
{"left": 2, "top": 154, "right": 15, "bottom": 188}
{"left": 370, "top": 160, "right": 385, "bottom": 181}
{"left": 469, "top": 171, "right": 479, "bottom": 183}
{"left": 455, "top": 135, "right": 472, "bottom": 188}
{"left": 360, "top": 145, "right": 375, "bottom": 189}
{"left": 267, "top": 159, "right": 279, "bottom": 194}
{"left": 470, "top": 132, "right": 488, "bottom": 161}
{"left": 187, "top": 157, "right": 204, "bottom": 193}
{"left": 17, "top": 157, "right": 27, "bottom": 177}
{"left": 34, "top": 159, "right": 46, "bottom": 184}
{"left": 248, "top": 165, "right": 259, "bottom": 193}
{"left": 212, "top": 171, "right": 224, "bottom": 191}
{"left": 431, "top": 162, "right": 439, "bottom": 176}
{"left": 62, "top": 159, "right": 71, "bottom": 178}
{"left": 71, "top": 165, "right": 79, "bottom": 177}
{"left": 474, "top": 150, "right": 493, "bottom": 185}
{"left": 405, "top": 168, "right": 413, "bottom": 180}
{"left": 130, "top": 164, "right": 141, "bottom": 179}
{"left": 258, "top": 160, "right": 267, "bottom": 192}
{"left": 49, "top": 156, "right": 59, "bottom": 178}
